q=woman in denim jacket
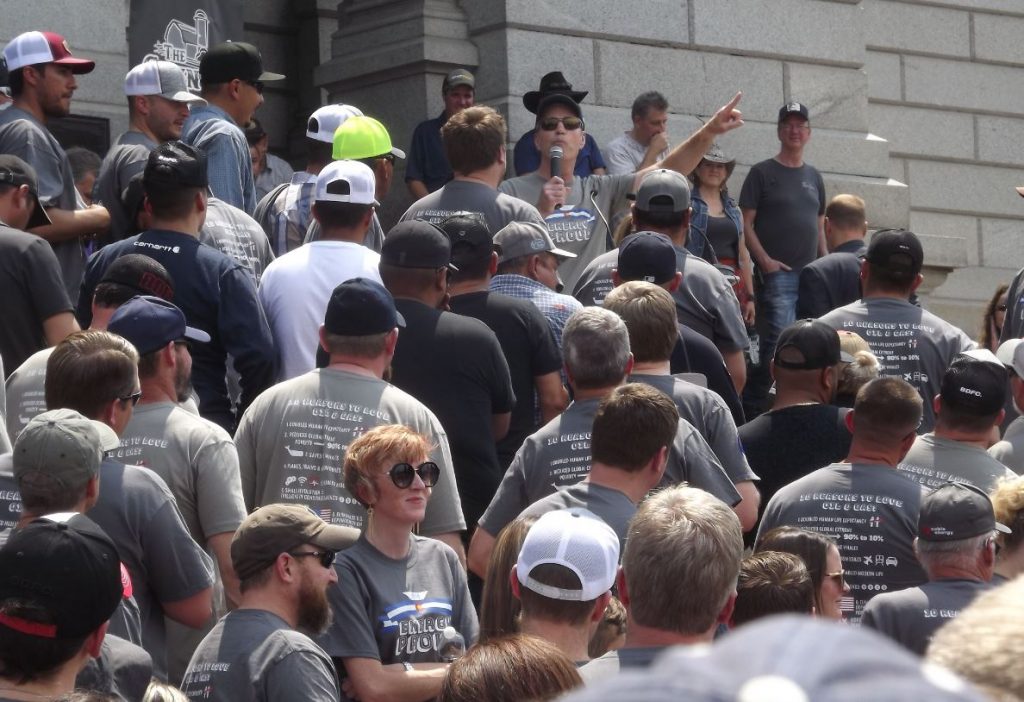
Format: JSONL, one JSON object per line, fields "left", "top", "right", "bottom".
{"left": 689, "top": 143, "right": 755, "bottom": 325}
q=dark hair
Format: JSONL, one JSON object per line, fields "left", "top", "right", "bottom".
{"left": 0, "top": 599, "right": 90, "bottom": 684}
{"left": 516, "top": 563, "right": 596, "bottom": 626}
{"left": 633, "top": 207, "right": 686, "bottom": 231}
{"left": 591, "top": 383, "right": 678, "bottom": 472}
{"left": 980, "top": 283, "right": 1009, "bottom": 352}
{"left": 631, "top": 91, "right": 668, "bottom": 120}
{"left": 7, "top": 67, "right": 25, "bottom": 98}
{"left": 442, "top": 106, "right": 505, "bottom": 175}
{"left": 495, "top": 254, "right": 531, "bottom": 276}
{"left": 45, "top": 330, "right": 139, "bottom": 419}
{"left": 312, "top": 201, "right": 373, "bottom": 230}
{"left": 479, "top": 516, "right": 535, "bottom": 643}
{"left": 852, "top": 377, "right": 923, "bottom": 443}
{"left": 732, "top": 551, "right": 815, "bottom": 626}
{"left": 305, "top": 137, "right": 334, "bottom": 167}
{"left": 754, "top": 526, "right": 834, "bottom": 615}
{"left": 146, "top": 186, "right": 203, "bottom": 221}
{"left": 66, "top": 147, "right": 101, "bottom": 183}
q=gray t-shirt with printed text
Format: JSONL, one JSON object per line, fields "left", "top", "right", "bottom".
{"left": 899, "top": 433, "right": 1018, "bottom": 494}
{"left": 519, "top": 482, "right": 636, "bottom": 553}
{"left": 400, "top": 179, "right": 546, "bottom": 234}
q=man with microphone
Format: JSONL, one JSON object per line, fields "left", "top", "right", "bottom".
{"left": 498, "top": 92, "right": 745, "bottom": 290}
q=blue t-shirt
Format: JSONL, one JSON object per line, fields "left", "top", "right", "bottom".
{"left": 405, "top": 112, "right": 453, "bottom": 192}
{"left": 513, "top": 130, "right": 607, "bottom": 176}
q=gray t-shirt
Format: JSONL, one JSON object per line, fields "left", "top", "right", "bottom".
{"left": 604, "top": 132, "right": 669, "bottom": 175}
{"left": 4, "top": 347, "right": 50, "bottom": 442}
{"left": 631, "top": 373, "right": 757, "bottom": 485}
{"left": 478, "top": 397, "right": 739, "bottom": 537}
{"left": 498, "top": 173, "right": 635, "bottom": 289}
{"left": 77, "top": 633, "right": 154, "bottom": 702}
{"left": 235, "top": 368, "right": 465, "bottom": 535}
{"left": 898, "top": 433, "right": 1018, "bottom": 494}
{"left": 321, "top": 534, "right": 479, "bottom": 662}
{"left": 738, "top": 158, "right": 826, "bottom": 270}
{"left": 399, "top": 179, "right": 546, "bottom": 233}
{"left": 182, "top": 609, "right": 340, "bottom": 702}
{"left": 861, "top": 579, "right": 992, "bottom": 656}
{"left": 988, "top": 416, "right": 1024, "bottom": 474}
{"left": 519, "top": 482, "right": 636, "bottom": 553}
{"left": 579, "top": 646, "right": 665, "bottom": 683}
{"left": 757, "top": 462, "right": 927, "bottom": 624}
{"left": 0, "top": 107, "right": 85, "bottom": 300}
{"left": 93, "top": 130, "right": 155, "bottom": 241}
{"left": 818, "top": 298, "right": 976, "bottom": 433}
{"left": 200, "top": 198, "right": 276, "bottom": 285}
{"left": 112, "top": 402, "right": 247, "bottom": 544}
{"left": 573, "top": 234, "right": 749, "bottom": 352}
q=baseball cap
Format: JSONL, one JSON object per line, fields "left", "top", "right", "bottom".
{"left": 3, "top": 31, "right": 95, "bottom": 74}
{"left": 493, "top": 221, "right": 575, "bottom": 264}
{"left": 438, "top": 213, "right": 496, "bottom": 266}
{"left": 381, "top": 220, "right": 459, "bottom": 271}
{"left": 314, "top": 160, "right": 378, "bottom": 206}
{"left": 996, "top": 338, "right": 1024, "bottom": 377}
{"left": 124, "top": 60, "right": 205, "bottom": 105}
{"left": 0, "top": 513, "right": 123, "bottom": 639}
{"left": 866, "top": 229, "right": 923, "bottom": 277}
{"left": 536, "top": 93, "right": 583, "bottom": 122}
{"left": 778, "top": 101, "right": 810, "bottom": 122}
{"left": 333, "top": 115, "right": 405, "bottom": 161}
{"left": 231, "top": 504, "right": 360, "bottom": 580}
{"left": 0, "top": 154, "right": 51, "bottom": 228}
{"left": 97, "top": 254, "right": 175, "bottom": 302}
{"left": 516, "top": 508, "right": 619, "bottom": 602}
{"left": 442, "top": 68, "right": 475, "bottom": 92}
{"left": 199, "top": 41, "right": 284, "bottom": 84}
{"left": 774, "top": 319, "right": 854, "bottom": 370}
{"left": 307, "top": 104, "right": 363, "bottom": 143}
{"left": 617, "top": 232, "right": 677, "bottom": 284}
{"left": 918, "top": 482, "right": 1011, "bottom": 542}
{"left": 144, "top": 141, "right": 208, "bottom": 191}
{"left": 107, "top": 295, "right": 210, "bottom": 356}
{"left": 13, "top": 408, "right": 119, "bottom": 494}
{"left": 323, "top": 278, "right": 405, "bottom": 336}
{"left": 629, "top": 169, "right": 691, "bottom": 214}
{"left": 939, "top": 350, "right": 1007, "bottom": 416}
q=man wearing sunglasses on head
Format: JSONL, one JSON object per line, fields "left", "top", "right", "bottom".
{"left": 183, "top": 504, "right": 359, "bottom": 701}
{"left": 499, "top": 92, "right": 744, "bottom": 289}
{"left": 182, "top": 41, "right": 284, "bottom": 215}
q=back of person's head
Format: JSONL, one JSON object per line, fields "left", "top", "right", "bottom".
{"left": 928, "top": 577, "right": 1024, "bottom": 701}
{"left": 771, "top": 319, "right": 850, "bottom": 397}
{"left": 442, "top": 105, "right": 506, "bottom": 175}
{"left": 836, "top": 332, "right": 879, "bottom": 407}
{"left": 824, "top": 194, "right": 866, "bottom": 231}
{"left": 142, "top": 141, "right": 208, "bottom": 221}
{"left": 562, "top": 308, "right": 631, "bottom": 390}
{"left": 631, "top": 169, "right": 689, "bottom": 232}
{"left": 851, "top": 377, "right": 922, "bottom": 444}
{"left": 631, "top": 91, "right": 668, "bottom": 120}
{"left": 479, "top": 516, "right": 536, "bottom": 643}
{"left": 66, "top": 147, "right": 101, "bottom": 184}
{"left": 45, "top": 330, "right": 139, "bottom": 420}
{"left": 990, "top": 476, "right": 1024, "bottom": 563}
{"left": 320, "top": 277, "right": 403, "bottom": 361}
{"left": 864, "top": 229, "right": 923, "bottom": 294}
{"left": 732, "top": 551, "right": 815, "bottom": 627}
{"left": 93, "top": 254, "right": 175, "bottom": 309}
{"left": 515, "top": 510, "right": 619, "bottom": 628}
{"left": 623, "top": 485, "right": 743, "bottom": 636}
{"left": 142, "top": 680, "right": 189, "bottom": 702}
{"left": 937, "top": 353, "right": 1008, "bottom": 434}
{"left": 588, "top": 596, "right": 626, "bottom": 660}
{"left": 754, "top": 526, "right": 835, "bottom": 615}
{"left": 915, "top": 482, "right": 1006, "bottom": 574}
{"left": 590, "top": 383, "right": 678, "bottom": 472}
{"left": 438, "top": 634, "right": 582, "bottom": 702}
{"left": 602, "top": 281, "right": 677, "bottom": 363}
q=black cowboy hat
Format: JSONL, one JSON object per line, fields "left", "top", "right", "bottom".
{"left": 523, "top": 71, "right": 589, "bottom": 114}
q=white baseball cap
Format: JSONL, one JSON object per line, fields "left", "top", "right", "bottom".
{"left": 516, "top": 508, "right": 619, "bottom": 602}
{"left": 315, "top": 159, "right": 378, "bottom": 206}
{"left": 3, "top": 31, "right": 94, "bottom": 74}
{"left": 307, "top": 104, "right": 363, "bottom": 144}
{"left": 124, "top": 60, "right": 205, "bottom": 105}
{"left": 996, "top": 338, "right": 1024, "bottom": 377}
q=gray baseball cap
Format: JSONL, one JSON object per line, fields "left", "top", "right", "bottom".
{"left": 124, "top": 60, "right": 206, "bottom": 105}
{"left": 628, "top": 169, "right": 691, "bottom": 213}
{"left": 13, "top": 409, "right": 120, "bottom": 490}
{"left": 493, "top": 221, "right": 575, "bottom": 264}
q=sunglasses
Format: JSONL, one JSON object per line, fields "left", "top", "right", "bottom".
{"left": 825, "top": 569, "right": 846, "bottom": 588}
{"left": 388, "top": 461, "right": 440, "bottom": 489}
{"left": 539, "top": 116, "right": 583, "bottom": 131}
{"left": 244, "top": 80, "right": 264, "bottom": 94}
{"left": 289, "top": 550, "right": 336, "bottom": 569}
{"left": 119, "top": 390, "right": 143, "bottom": 407}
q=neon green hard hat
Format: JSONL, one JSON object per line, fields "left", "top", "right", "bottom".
{"left": 332, "top": 115, "right": 406, "bottom": 161}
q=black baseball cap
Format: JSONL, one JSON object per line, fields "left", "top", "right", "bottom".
{"left": 381, "top": 220, "right": 459, "bottom": 272}
{"left": 107, "top": 295, "right": 210, "bottom": 356}
{"left": 628, "top": 169, "right": 691, "bottom": 214}
{"left": 536, "top": 93, "right": 583, "bottom": 122}
{"left": 144, "top": 141, "right": 208, "bottom": 192}
{"left": 939, "top": 349, "right": 1008, "bottom": 416}
{"left": 199, "top": 41, "right": 284, "bottom": 84}
{"left": 97, "top": 253, "right": 175, "bottom": 302}
{"left": 438, "top": 213, "right": 496, "bottom": 266}
{"left": 774, "top": 319, "right": 854, "bottom": 370}
{"left": 0, "top": 154, "right": 51, "bottom": 228}
{"left": 918, "top": 482, "right": 1011, "bottom": 542}
{"left": 617, "top": 232, "right": 677, "bottom": 284}
{"left": 323, "top": 278, "right": 405, "bottom": 336}
{"left": 0, "top": 513, "right": 122, "bottom": 639}
{"left": 866, "top": 229, "right": 923, "bottom": 277}
{"left": 779, "top": 101, "right": 810, "bottom": 122}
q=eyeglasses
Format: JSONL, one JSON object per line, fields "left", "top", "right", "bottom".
{"left": 825, "top": 569, "right": 846, "bottom": 588}
{"left": 289, "top": 550, "right": 336, "bottom": 569}
{"left": 997, "top": 304, "right": 1008, "bottom": 312}
{"left": 119, "top": 390, "right": 143, "bottom": 407}
{"left": 244, "top": 80, "right": 264, "bottom": 94}
{"left": 539, "top": 116, "right": 583, "bottom": 131}
{"left": 388, "top": 461, "right": 440, "bottom": 489}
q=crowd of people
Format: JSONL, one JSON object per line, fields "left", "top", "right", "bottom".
{"left": 0, "top": 27, "right": 1022, "bottom": 702}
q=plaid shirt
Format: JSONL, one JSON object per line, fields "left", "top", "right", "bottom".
{"left": 261, "top": 172, "right": 316, "bottom": 256}
{"left": 489, "top": 274, "right": 582, "bottom": 349}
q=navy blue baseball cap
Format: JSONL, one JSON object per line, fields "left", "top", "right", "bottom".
{"left": 617, "top": 232, "right": 677, "bottom": 284}
{"left": 107, "top": 295, "right": 210, "bottom": 355}
{"left": 381, "top": 220, "right": 459, "bottom": 272}
{"left": 324, "top": 278, "right": 406, "bottom": 336}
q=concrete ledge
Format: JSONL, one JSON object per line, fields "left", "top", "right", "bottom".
{"left": 868, "top": 104, "right": 974, "bottom": 161}
{"left": 928, "top": 266, "right": 1018, "bottom": 334}
{"left": 907, "top": 160, "right": 1024, "bottom": 217}
{"left": 909, "top": 211, "right": 978, "bottom": 267}
{"left": 788, "top": 64, "right": 869, "bottom": 132}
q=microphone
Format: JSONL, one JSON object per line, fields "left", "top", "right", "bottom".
{"left": 549, "top": 145, "right": 563, "bottom": 180}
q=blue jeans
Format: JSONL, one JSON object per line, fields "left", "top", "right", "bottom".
{"left": 743, "top": 269, "right": 800, "bottom": 417}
